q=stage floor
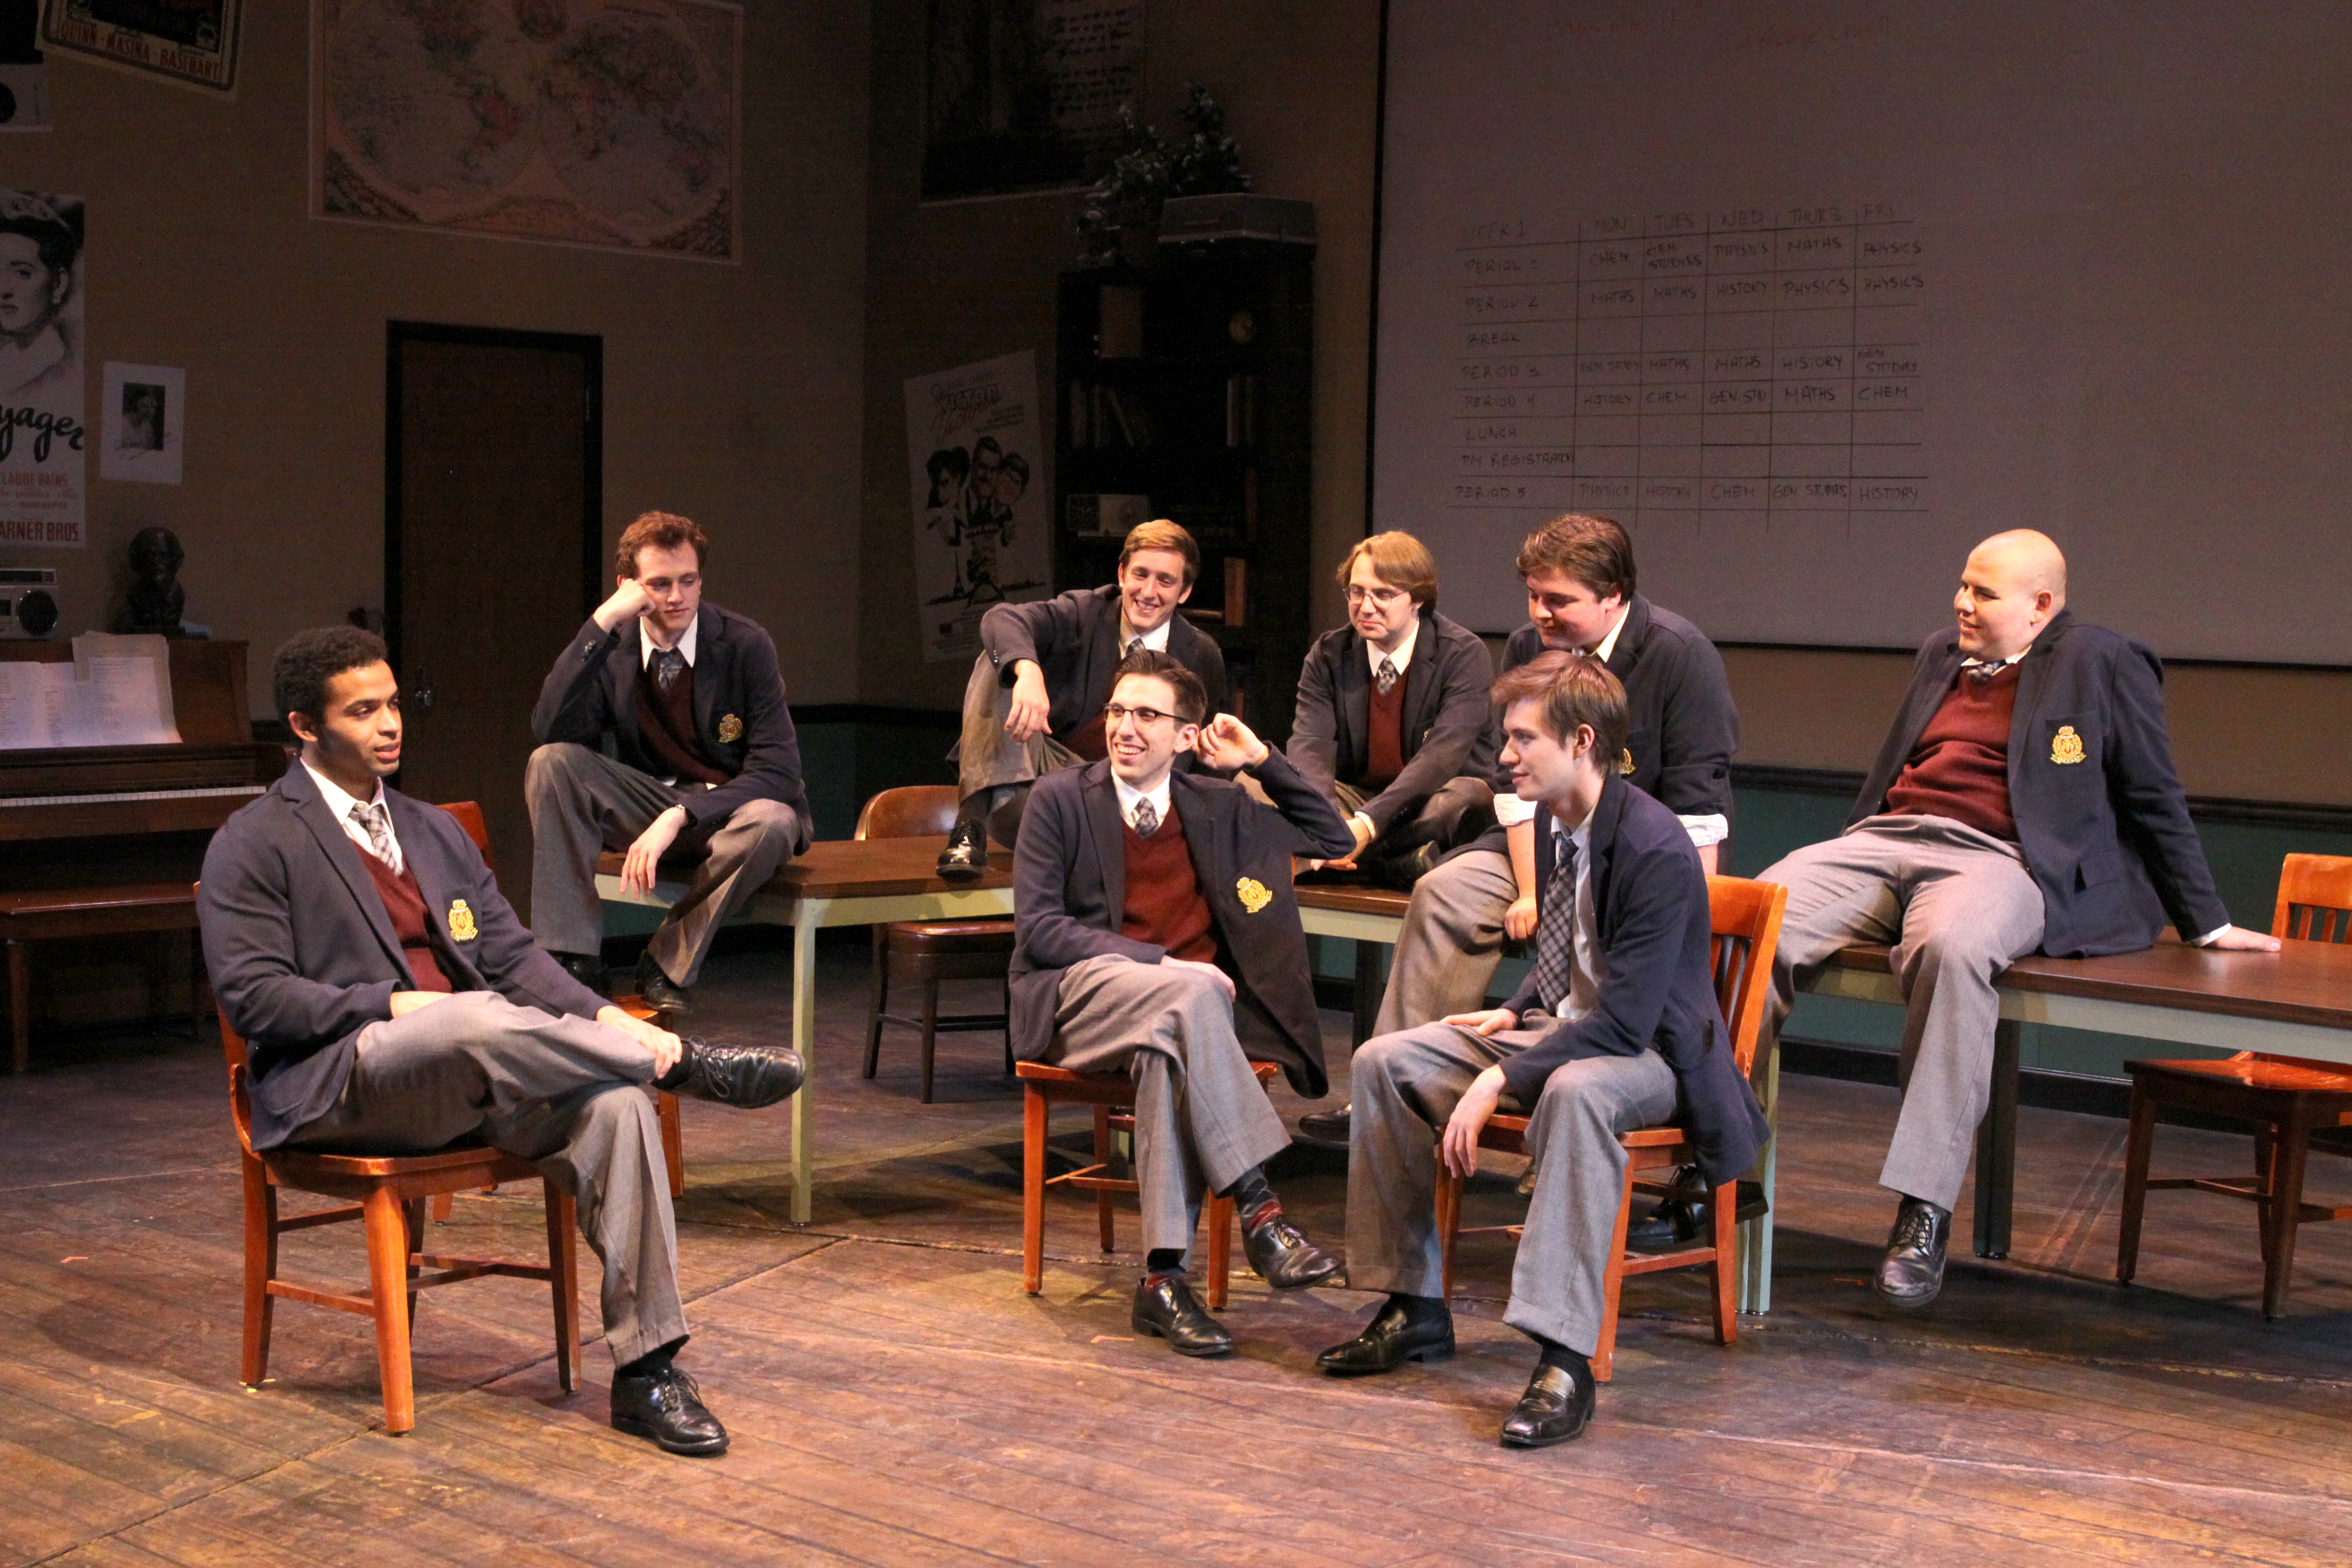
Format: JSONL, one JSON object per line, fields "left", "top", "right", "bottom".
{"left": 6, "top": 944, "right": 2352, "bottom": 1566}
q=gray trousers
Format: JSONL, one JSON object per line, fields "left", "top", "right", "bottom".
{"left": 1047, "top": 954, "right": 1294, "bottom": 1265}
{"left": 283, "top": 991, "right": 686, "bottom": 1368}
{"left": 1371, "top": 848, "right": 1520, "bottom": 1037}
{"left": 1757, "top": 814, "right": 2045, "bottom": 1212}
{"left": 1346, "top": 1021, "right": 1677, "bottom": 1356}
{"left": 954, "top": 654, "right": 1087, "bottom": 847}
{"left": 526, "top": 741, "right": 801, "bottom": 986}
{"left": 1334, "top": 777, "right": 1496, "bottom": 858}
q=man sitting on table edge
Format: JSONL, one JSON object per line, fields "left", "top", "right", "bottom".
{"left": 528, "top": 509, "right": 812, "bottom": 1014}
{"left": 938, "top": 518, "right": 1227, "bottom": 880}
{"left": 200, "top": 627, "right": 805, "bottom": 1456}
{"left": 1320, "top": 651, "right": 1766, "bottom": 1448}
{"left": 1757, "top": 529, "right": 2277, "bottom": 1313}
{"left": 1010, "top": 648, "right": 1358, "bottom": 1355}
{"left": 1285, "top": 529, "right": 1497, "bottom": 890}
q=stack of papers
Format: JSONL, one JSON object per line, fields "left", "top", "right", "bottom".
{"left": 0, "top": 634, "right": 182, "bottom": 749}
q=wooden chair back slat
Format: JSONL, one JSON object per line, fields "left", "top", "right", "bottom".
{"left": 2273, "top": 853, "right": 2352, "bottom": 943}
{"left": 856, "top": 785, "right": 961, "bottom": 841}
{"left": 1707, "top": 875, "right": 1788, "bottom": 1080}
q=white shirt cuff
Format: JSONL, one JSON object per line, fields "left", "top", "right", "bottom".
{"left": 2187, "top": 923, "right": 2232, "bottom": 946}
{"left": 1493, "top": 791, "right": 1537, "bottom": 827}
{"left": 1347, "top": 810, "right": 1376, "bottom": 840}
{"left": 1678, "top": 813, "right": 1729, "bottom": 848}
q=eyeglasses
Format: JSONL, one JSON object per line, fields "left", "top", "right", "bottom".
{"left": 1344, "top": 584, "right": 1409, "bottom": 606}
{"left": 1104, "top": 702, "right": 1182, "bottom": 728}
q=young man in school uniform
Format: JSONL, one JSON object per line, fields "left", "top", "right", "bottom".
{"left": 1009, "top": 648, "right": 1358, "bottom": 1355}
{"left": 1285, "top": 530, "right": 1497, "bottom": 890}
{"left": 1320, "top": 651, "right": 1766, "bottom": 1447}
{"left": 937, "top": 518, "right": 1228, "bottom": 880}
{"left": 528, "top": 510, "right": 812, "bottom": 1013}
{"left": 200, "top": 628, "right": 806, "bottom": 1456}
{"left": 1757, "top": 530, "right": 2277, "bottom": 1311}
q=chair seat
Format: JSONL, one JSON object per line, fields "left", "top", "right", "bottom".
{"left": 886, "top": 918, "right": 1016, "bottom": 954}
{"left": 2129, "top": 1055, "right": 2352, "bottom": 1098}
{"left": 1017, "top": 1059, "right": 1279, "bottom": 1087}
{"left": 264, "top": 1143, "right": 540, "bottom": 1186}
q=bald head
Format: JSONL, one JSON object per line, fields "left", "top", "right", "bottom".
{"left": 1955, "top": 530, "right": 2066, "bottom": 660}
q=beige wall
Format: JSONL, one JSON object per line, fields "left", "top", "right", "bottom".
{"left": 1, "top": 3, "right": 871, "bottom": 712}
{"left": 856, "top": 0, "right": 1382, "bottom": 710}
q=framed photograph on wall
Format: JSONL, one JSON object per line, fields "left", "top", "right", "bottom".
{"left": 39, "top": 0, "right": 244, "bottom": 96}
{"left": 923, "top": 0, "right": 1143, "bottom": 201}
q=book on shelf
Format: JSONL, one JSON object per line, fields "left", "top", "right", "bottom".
{"left": 1223, "top": 556, "right": 1248, "bottom": 628}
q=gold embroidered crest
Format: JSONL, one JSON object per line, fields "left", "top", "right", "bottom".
{"left": 2050, "top": 725, "right": 2086, "bottom": 766}
{"left": 1619, "top": 747, "right": 1636, "bottom": 777}
{"left": 717, "top": 713, "right": 744, "bottom": 743}
{"left": 1236, "top": 877, "right": 1273, "bottom": 914}
{"left": 447, "top": 899, "right": 478, "bottom": 941}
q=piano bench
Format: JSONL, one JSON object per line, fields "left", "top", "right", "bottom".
{"left": 0, "top": 884, "right": 206, "bottom": 1074}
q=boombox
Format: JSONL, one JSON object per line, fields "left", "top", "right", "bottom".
{"left": 0, "top": 566, "right": 60, "bottom": 638}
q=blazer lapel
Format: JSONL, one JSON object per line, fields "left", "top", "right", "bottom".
{"left": 1333, "top": 635, "right": 1368, "bottom": 771}
{"left": 390, "top": 798, "right": 483, "bottom": 988}
{"left": 2006, "top": 610, "right": 2071, "bottom": 784}
{"left": 1083, "top": 763, "right": 1127, "bottom": 922}
{"left": 1084, "top": 597, "right": 1124, "bottom": 710}
{"left": 609, "top": 625, "right": 640, "bottom": 741}
{"left": 1586, "top": 777, "right": 1628, "bottom": 930}
{"left": 1896, "top": 640, "right": 1966, "bottom": 759}
{"left": 690, "top": 607, "right": 726, "bottom": 742}
{"left": 1401, "top": 614, "right": 1439, "bottom": 743}
{"left": 288, "top": 771, "right": 410, "bottom": 980}
{"left": 1605, "top": 595, "right": 1652, "bottom": 683}
{"left": 1172, "top": 772, "right": 1230, "bottom": 913}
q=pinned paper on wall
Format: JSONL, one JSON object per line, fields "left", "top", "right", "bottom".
{"left": 99, "top": 362, "right": 184, "bottom": 484}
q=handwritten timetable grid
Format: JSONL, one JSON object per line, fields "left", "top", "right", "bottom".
{"left": 1448, "top": 203, "right": 1925, "bottom": 528}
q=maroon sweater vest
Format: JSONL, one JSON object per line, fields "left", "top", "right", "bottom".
{"left": 1066, "top": 708, "right": 1110, "bottom": 762}
{"left": 1120, "top": 804, "right": 1218, "bottom": 963}
{"left": 358, "top": 852, "right": 456, "bottom": 994}
{"left": 1883, "top": 663, "right": 2021, "bottom": 841}
{"left": 635, "top": 656, "right": 729, "bottom": 785}
{"left": 1360, "top": 671, "right": 1407, "bottom": 791}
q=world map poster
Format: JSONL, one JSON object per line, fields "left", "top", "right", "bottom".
{"left": 311, "top": 0, "right": 742, "bottom": 261}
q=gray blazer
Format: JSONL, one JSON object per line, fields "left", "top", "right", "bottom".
{"left": 199, "top": 763, "right": 609, "bottom": 1151}
{"left": 1285, "top": 604, "right": 1496, "bottom": 835}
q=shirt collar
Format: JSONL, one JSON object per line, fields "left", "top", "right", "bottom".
{"left": 1120, "top": 615, "right": 1173, "bottom": 653}
{"left": 1589, "top": 606, "right": 1628, "bottom": 663}
{"left": 1365, "top": 615, "right": 1420, "bottom": 677}
{"left": 1112, "top": 770, "right": 1173, "bottom": 825}
{"left": 640, "top": 615, "right": 698, "bottom": 668}
{"left": 303, "top": 760, "right": 385, "bottom": 824}
{"left": 1960, "top": 643, "right": 2030, "bottom": 671}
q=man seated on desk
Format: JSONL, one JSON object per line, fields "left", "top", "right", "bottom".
{"left": 1285, "top": 530, "right": 1496, "bottom": 889}
{"left": 1010, "top": 649, "right": 1357, "bottom": 1355}
{"left": 1757, "top": 530, "right": 2276, "bottom": 1312}
{"left": 200, "top": 628, "right": 805, "bottom": 1456}
{"left": 936, "top": 519, "right": 1228, "bottom": 880}
{"left": 528, "top": 510, "right": 812, "bottom": 1013}
{"left": 1320, "top": 652, "right": 1765, "bottom": 1447}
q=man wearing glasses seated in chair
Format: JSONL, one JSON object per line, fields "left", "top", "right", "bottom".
{"left": 1010, "top": 649, "right": 1358, "bottom": 1355}
{"left": 1319, "top": 652, "right": 1766, "bottom": 1447}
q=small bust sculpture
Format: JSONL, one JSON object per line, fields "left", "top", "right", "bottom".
{"left": 115, "top": 525, "right": 188, "bottom": 637}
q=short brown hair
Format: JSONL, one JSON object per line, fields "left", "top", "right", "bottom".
{"left": 616, "top": 511, "right": 709, "bottom": 579}
{"left": 1515, "top": 513, "right": 1636, "bottom": 600}
{"left": 1336, "top": 531, "right": 1439, "bottom": 606}
{"left": 1112, "top": 647, "right": 1207, "bottom": 724}
{"left": 1119, "top": 518, "right": 1199, "bottom": 586}
{"left": 1491, "top": 649, "right": 1628, "bottom": 764}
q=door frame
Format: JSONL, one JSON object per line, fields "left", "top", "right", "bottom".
{"left": 383, "top": 321, "right": 604, "bottom": 676}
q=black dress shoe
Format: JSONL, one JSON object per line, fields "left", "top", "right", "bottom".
{"left": 1240, "top": 1213, "right": 1342, "bottom": 1290}
{"left": 1624, "top": 1174, "right": 1771, "bottom": 1252}
{"left": 554, "top": 951, "right": 608, "bottom": 994}
{"left": 1131, "top": 1274, "right": 1233, "bottom": 1357}
{"left": 1317, "top": 1297, "right": 1455, "bottom": 1376}
{"left": 1296, "top": 1104, "right": 1353, "bottom": 1142}
{"left": 1366, "top": 841, "right": 1440, "bottom": 891}
{"left": 633, "top": 952, "right": 693, "bottom": 1014}
{"left": 1500, "top": 1358, "right": 1597, "bottom": 1448}
{"left": 1873, "top": 1195, "right": 1951, "bottom": 1311}
{"left": 935, "top": 821, "right": 988, "bottom": 882}
{"left": 610, "top": 1364, "right": 729, "bottom": 1456}
{"left": 661, "top": 1038, "right": 805, "bottom": 1108}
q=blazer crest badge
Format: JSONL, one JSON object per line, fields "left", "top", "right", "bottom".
{"left": 717, "top": 713, "right": 744, "bottom": 743}
{"left": 1235, "top": 876, "right": 1273, "bottom": 914}
{"left": 446, "top": 899, "right": 479, "bottom": 941}
{"left": 2049, "top": 725, "right": 2086, "bottom": 766}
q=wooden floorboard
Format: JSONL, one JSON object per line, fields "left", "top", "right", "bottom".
{"left": 6, "top": 945, "right": 2352, "bottom": 1565}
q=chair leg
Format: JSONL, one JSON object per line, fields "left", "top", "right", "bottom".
{"left": 545, "top": 1180, "right": 580, "bottom": 1395}
{"left": 657, "top": 1090, "right": 685, "bottom": 1200}
{"left": 918, "top": 976, "right": 941, "bottom": 1105}
{"left": 2264, "top": 1113, "right": 2312, "bottom": 1320}
{"left": 2115, "top": 1081, "right": 2160, "bottom": 1284}
{"left": 240, "top": 1155, "right": 277, "bottom": 1386}
{"left": 190, "top": 935, "right": 210, "bottom": 1044}
{"left": 1592, "top": 1163, "right": 1639, "bottom": 1384}
{"left": 1708, "top": 1178, "right": 1739, "bottom": 1348}
{"left": 1207, "top": 1192, "right": 1232, "bottom": 1311}
{"left": 2253, "top": 1125, "right": 2280, "bottom": 1269}
{"left": 1022, "top": 1087, "right": 1048, "bottom": 1295}
{"left": 430, "top": 1193, "right": 453, "bottom": 1223}
{"left": 1092, "top": 1107, "right": 1117, "bottom": 1254}
{"left": 863, "top": 930, "right": 888, "bottom": 1079}
{"left": 1434, "top": 1167, "right": 1461, "bottom": 1301}
{"left": 401, "top": 1199, "right": 427, "bottom": 1324}
{"left": 362, "top": 1187, "right": 418, "bottom": 1434}
{"left": 6, "top": 937, "right": 28, "bottom": 1075}
{"left": 1002, "top": 976, "right": 1015, "bottom": 1075}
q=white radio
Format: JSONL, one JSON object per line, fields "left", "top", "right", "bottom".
{"left": 0, "top": 566, "right": 60, "bottom": 638}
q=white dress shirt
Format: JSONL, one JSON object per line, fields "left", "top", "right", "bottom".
{"left": 1112, "top": 770, "right": 1174, "bottom": 833}
{"left": 1118, "top": 615, "right": 1173, "bottom": 655}
{"left": 1547, "top": 809, "right": 1604, "bottom": 1022}
{"left": 305, "top": 762, "right": 403, "bottom": 876}
{"left": 639, "top": 615, "right": 699, "bottom": 668}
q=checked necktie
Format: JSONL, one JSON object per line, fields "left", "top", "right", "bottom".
{"left": 1523, "top": 834, "right": 1580, "bottom": 1013}
{"left": 349, "top": 801, "right": 395, "bottom": 868}
{"left": 1375, "top": 655, "right": 1398, "bottom": 695}
{"left": 1131, "top": 798, "right": 1160, "bottom": 837}
{"left": 652, "top": 647, "right": 687, "bottom": 695}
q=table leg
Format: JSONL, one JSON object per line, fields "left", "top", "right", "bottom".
{"left": 787, "top": 902, "right": 824, "bottom": 1225}
{"left": 1739, "top": 1032, "right": 1779, "bottom": 1314}
{"left": 1972, "top": 1019, "right": 2021, "bottom": 1259}
{"left": 1350, "top": 940, "right": 1383, "bottom": 1046}
{"left": 6, "top": 938, "right": 28, "bottom": 1075}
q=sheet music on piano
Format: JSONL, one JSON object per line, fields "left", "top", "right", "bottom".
{"left": 0, "top": 634, "right": 180, "bottom": 749}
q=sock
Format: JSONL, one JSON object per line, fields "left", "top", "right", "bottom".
{"left": 653, "top": 1047, "right": 696, "bottom": 1091}
{"left": 1389, "top": 1292, "right": 1450, "bottom": 1325}
{"left": 616, "top": 1335, "right": 686, "bottom": 1380}
{"left": 1221, "top": 1165, "right": 1277, "bottom": 1230}
{"left": 1529, "top": 1332, "right": 1590, "bottom": 1376}
{"left": 952, "top": 790, "right": 990, "bottom": 832}
{"left": 1144, "top": 1248, "right": 1186, "bottom": 1279}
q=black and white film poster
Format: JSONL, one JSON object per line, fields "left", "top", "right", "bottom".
{"left": 904, "top": 349, "right": 1051, "bottom": 662}
{"left": 0, "top": 189, "right": 85, "bottom": 547}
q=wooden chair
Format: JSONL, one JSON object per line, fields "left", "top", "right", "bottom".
{"left": 1434, "top": 875, "right": 1787, "bottom": 1380}
{"left": 1017, "top": 1058, "right": 1282, "bottom": 1310}
{"left": 2118, "top": 853, "right": 2352, "bottom": 1318}
{"left": 857, "top": 785, "right": 1015, "bottom": 1102}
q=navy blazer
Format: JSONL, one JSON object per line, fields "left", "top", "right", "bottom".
{"left": 1009, "top": 749, "right": 1355, "bottom": 1097}
{"left": 1853, "top": 610, "right": 2230, "bottom": 958}
{"left": 1285, "top": 604, "right": 1496, "bottom": 834}
{"left": 532, "top": 601, "right": 811, "bottom": 845}
{"left": 1496, "top": 776, "right": 1768, "bottom": 1189}
{"left": 978, "top": 586, "right": 1229, "bottom": 747}
{"left": 199, "top": 763, "right": 610, "bottom": 1151}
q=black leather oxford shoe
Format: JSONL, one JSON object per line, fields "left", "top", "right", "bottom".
{"left": 662, "top": 1038, "right": 805, "bottom": 1108}
{"left": 1499, "top": 1359, "right": 1596, "bottom": 1448}
{"left": 633, "top": 951, "right": 693, "bottom": 1014}
{"left": 1367, "top": 841, "right": 1441, "bottom": 892}
{"left": 935, "top": 821, "right": 987, "bottom": 882}
{"left": 1316, "top": 1297, "right": 1455, "bottom": 1376}
{"left": 610, "top": 1364, "right": 729, "bottom": 1456}
{"left": 1296, "top": 1104, "right": 1353, "bottom": 1143}
{"left": 1624, "top": 1174, "right": 1771, "bottom": 1252}
{"left": 1131, "top": 1274, "right": 1233, "bottom": 1357}
{"left": 1873, "top": 1195, "right": 1951, "bottom": 1311}
{"left": 554, "top": 951, "right": 608, "bottom": 995}
{"left": 1240, "top": 1213, "right": 1342, "bottom": 1290}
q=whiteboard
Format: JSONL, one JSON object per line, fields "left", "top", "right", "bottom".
{"left": 1370, "top": 0, "right": 2352, "bottom": 662}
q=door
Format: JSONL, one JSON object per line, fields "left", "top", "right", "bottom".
{"left": 387, "top": 324, "right": 601, "bottom": 919}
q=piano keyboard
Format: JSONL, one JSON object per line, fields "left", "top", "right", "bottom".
{"left": 0, "top": 784, "right": 267, "bottom": 809}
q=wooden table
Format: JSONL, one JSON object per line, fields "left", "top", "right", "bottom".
{"left": 598, "top": 836, "right": 1015, "bottom": 1223}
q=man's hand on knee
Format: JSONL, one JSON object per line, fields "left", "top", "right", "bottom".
{"left": 1005, "top": 662, "right": 1051, "bottom": 742}
{"left": 1163, "top": 956, "right": 1235, "bottom": 1001}
{"left": 599, "top": 1004, "right": 683, "bottom": 1078}
{"left": 623, "top": 806, "right": 689, "bottom": 892}
{"left": 389, "top": 990, "right": 452, "bottom": 1018}
{"left": 1441, "top": 1065, "right": 1508, "bottom": 1178}
{"left": 1442, "top": 1006, "right": 1517, "bottom": 1036}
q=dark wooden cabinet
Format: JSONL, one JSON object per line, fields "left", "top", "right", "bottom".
{"left": 1054, "top": 242, "right": 1315, "bottom": 745}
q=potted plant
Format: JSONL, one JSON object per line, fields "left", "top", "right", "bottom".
{"left": 1076, "top": 85, "right": 1250, "bottom": 267}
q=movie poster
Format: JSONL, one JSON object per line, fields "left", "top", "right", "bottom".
{"left": 903, "top": 350, "right": 1050, "bottom": 662}
{"left": 40, "top": 0, "right": 244, "bottom": 95}
{"left": 0, "top": 190, "right": 85, "bottom": 547}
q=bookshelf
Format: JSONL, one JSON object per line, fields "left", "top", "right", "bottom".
{"left": 1054, "top": 241, "right": 1316, "bottom": 743}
